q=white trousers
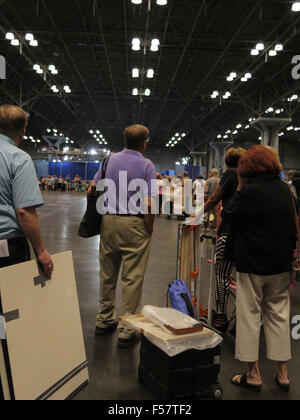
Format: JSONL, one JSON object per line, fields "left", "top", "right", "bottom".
{"left": 236, "top": 271, "right": 291, "bottom": 363}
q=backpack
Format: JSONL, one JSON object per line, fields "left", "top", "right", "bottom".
{"left": 168, "top": 280, "right": 195, "bottom": 319}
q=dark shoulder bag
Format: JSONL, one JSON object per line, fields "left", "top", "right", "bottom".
{"left": 78, "top": 157, "right": 110, "bottom": 238}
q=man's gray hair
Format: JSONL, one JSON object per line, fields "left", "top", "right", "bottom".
{"left": 210, "top": 168, "right": 219, "bottom": 176}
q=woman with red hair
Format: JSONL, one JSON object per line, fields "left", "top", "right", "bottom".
{"left": 222, "top": 145, "right": 297, "bottom": 392}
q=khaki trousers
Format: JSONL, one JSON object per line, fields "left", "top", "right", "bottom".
{"left": 236, "top": 271, "right": 291, "bottom": 363}
{"left": 96, "top": 215, "right": 152, "bottom": 337}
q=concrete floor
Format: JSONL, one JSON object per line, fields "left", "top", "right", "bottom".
{"left": 38, "top": 191, "right": 300, "bottom": 400}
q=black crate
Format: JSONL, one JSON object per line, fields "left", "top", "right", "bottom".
{"left": 139, "top": 335, "right": 222, "bottom": 400}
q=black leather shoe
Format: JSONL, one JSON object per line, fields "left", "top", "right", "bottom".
{"left": 95, "top": 320, "right": 119, "bottom": 336}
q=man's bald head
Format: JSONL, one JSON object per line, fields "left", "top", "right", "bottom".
{"left": 0, "top": 105, "right": 28, "bottom": 142}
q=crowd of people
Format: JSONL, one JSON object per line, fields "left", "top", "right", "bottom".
{"left": 39, "top": 175, "right": 89, "bottom": 192}
{"left": 0, "top": 104, "right": 299, "bottom": 397}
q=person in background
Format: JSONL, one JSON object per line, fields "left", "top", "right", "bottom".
{"left": 204, "top": 169, "right": 220, "bottom": 230}
{"left": 53, "top": 175, "right": 59, "bottom": 192}
{"left": 222, "top": 145, "right": 296, "bottom": 392}
{"left": 66, "top": 174, "right": 71, "bottom": 191}
{"left": 58, "top": 176, "right": 64, "bottom": 191}
{"left": 47, "top": 175, "right": 53, "bottom": 192}
{"left": 156, "top": 173, "right": 164, "bottom": 215}
{"left": 292, "top": 172, "right": 300, "bottom": 214}
{"left": 0, "top": 105, "right": 53, "bottom": 276}
{"left": 95, "top": 124, "right": 157, "bottom": 349}
{"left": 204, "top": 148, "right": 246, "bottom": 333}
{"left": 287, "top": 170, "right": 298, "bottom": 201}
{"left": 42, "top": 176, "right": 46, "bottom": 191}
{"left": 193, "top": 174, "right": 205, "bottom": 206}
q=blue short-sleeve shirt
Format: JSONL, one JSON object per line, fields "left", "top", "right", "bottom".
{"left": 0, "top": 134, "right": 44, "bottom": 239}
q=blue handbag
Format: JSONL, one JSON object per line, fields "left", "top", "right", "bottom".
{"left": 168, "top": 280, "right": 196, "bottom": 319}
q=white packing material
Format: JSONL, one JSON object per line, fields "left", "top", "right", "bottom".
{"left": 122, "top": 307, "right": 223, "bottom": 357}
{"left": 142, "top": 305, "right": 202, "bottom": 333}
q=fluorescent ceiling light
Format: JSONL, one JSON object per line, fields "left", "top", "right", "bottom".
{"left": 251, "top": 49, "right": 259, "bottom": 56}
{"left": 131, "top": 0, "right": 142, "bottom": 3}
{"left": 132, "top": 68, "right": 139, "bottom": 78}
{"left": 5, "top": 32, "right": 14, "bottom": 40}
{"left": 269, "top": 50, "right": 277, "bottom": 56}
{"left": 132, "top": 88, "right": 139, "bottom": 96}
{"left": 256, "top": 42, "right": 264, "bottom": 51}
{"left": 29, "top": 40, "right": 38, "bottom": 47}
{"left": 156, "top": 0, "right": 168, "bottom": 5}
{"left": 151, "top": 38, "right": 160, "bottom": 46}
{"left": 275, "top": 44, "right": 283, "bottom": 51}
{"left": 241, "top": 77, "right": 247, "bottom": 82}
{"left": 132, "top": 38, "right": 141, "bottom": 51}
{"left": 11, "top": 39, "right": 19, "bottom": 46}
{"left": 33, "top": 64, "right": 40, "bottom": 71}
{"left": 144, "top": 89, "right": 151, "bottom": 96}
{"left": 230, "top": 72, "right": 237, "bottom": 78}
{"left": 245, "top": 73, "right": 252, "bottom": 79}
{"left": 292, "top": 2, "right": 300, "bottom": 12}
{"left": 147, "top": 68, "right": 154, "bottom": 78}
{"left": 25, "top": 33, "right": 34, "bottom": 41}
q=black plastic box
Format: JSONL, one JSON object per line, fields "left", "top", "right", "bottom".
{"left": 138, "top": 335, "right": 223, "bottom": 400}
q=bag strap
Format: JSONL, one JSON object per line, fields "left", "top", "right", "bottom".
{"left": 290, "top": 188, "right": 300, "bottom": 248}
{"left": 101, "top": 156, "right": 111, "bottom": 179}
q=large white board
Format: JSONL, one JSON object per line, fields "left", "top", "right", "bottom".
{"left": 0, "top": 251, "right": 89, "bottom": 400}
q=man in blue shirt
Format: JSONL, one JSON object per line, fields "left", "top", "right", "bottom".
{"left": 0, "top": 105, "right": 53, "bottom": 277}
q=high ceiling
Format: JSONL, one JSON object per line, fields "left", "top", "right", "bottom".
{"left": 1, "top": 0, "right": 300, "bottom": 154}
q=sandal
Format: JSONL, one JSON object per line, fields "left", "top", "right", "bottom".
{"left": 274, "top": 374, "right": 290, "bottom": 392}
{"left": 231, "top": 373, "right": 262, "bottom": 392}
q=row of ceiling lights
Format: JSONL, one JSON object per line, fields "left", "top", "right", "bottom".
{"left": 130, "top": 1, "right": 166, "bottom": 98}
{"left": 46, "top": 128, "right": 75, "bottom": 144}
{"left": 132, "top": 68, "right": 154, "bottom": 78}
{"left": 131, "top": 0, "right": 168, "bottom": 5}
{"left": 5, "top": 32, "right": 38, "bottom": 47}
{"left": 216, "top": 106, "right": 287, "bottom": 141}
{"left": 211, "top": 91, "right": 231, "bottom": 100}
{"left": 176, "top": 156, "right": 190, "bottom": 166}
{"left": 250, "top": 42, "right": 284, "bottom": 57}
{"left": 286, "top": 94, "right": 299, "bottom": 102}
{"left": 166, "top": 132, "right": 186, "bottom": 148}
{"left": 23, "top": 135, "right": 41, "bottom": 143}
{"left": 33, "top": 64, "right": 72, "bottom": 94}
{"left": 89, "top": 130, "right": 108, "bottom": 145}
{"left": 226, "top": 71, "right": 252, "bottom": 83}
{"left": 132, "top": 37, "right": 160, "bottom": 52}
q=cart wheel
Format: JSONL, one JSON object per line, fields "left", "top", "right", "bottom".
{"left": 212, "top": 386, "right": 223, "bottom": 400}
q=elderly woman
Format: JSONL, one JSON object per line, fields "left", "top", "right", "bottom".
{"left": 222, "top": 145, "right": 297, "bottom": 392}
{"left": 204, "top": 147, "right": 246, "bottom": 332}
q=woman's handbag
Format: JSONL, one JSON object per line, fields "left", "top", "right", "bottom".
{"left": 78, "top": 157, "right": 110, "bottom": 238}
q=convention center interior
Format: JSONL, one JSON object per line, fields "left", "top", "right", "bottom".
{"left": 1, "top": 0, "right": 300, "bottom": 404}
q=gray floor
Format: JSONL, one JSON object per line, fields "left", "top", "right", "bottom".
{"left": 38, "top": 191, "right": 300, "bottom": 400}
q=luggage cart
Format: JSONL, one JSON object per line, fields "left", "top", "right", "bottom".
{"left": 196, "top": 234, "right": 217, "bottom": 330}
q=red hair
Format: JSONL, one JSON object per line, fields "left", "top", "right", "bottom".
{"left": 238, "top": 145, "right": 281, "bottom": 178}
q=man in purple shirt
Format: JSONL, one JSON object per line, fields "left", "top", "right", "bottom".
{"left": 94, "top": 124, "right": 157, "bottom": 348}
